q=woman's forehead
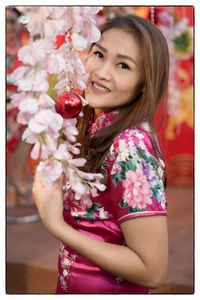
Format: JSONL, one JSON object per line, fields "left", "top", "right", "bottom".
{"left": 97, "top": 28, "right": 141, "bottom": 62}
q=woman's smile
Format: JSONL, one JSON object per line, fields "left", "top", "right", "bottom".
{"left": 85, "top": 28, "right": 142, "bottom": 114}
{"left": 90, "top": 80, "right": 111, "bottom": 95}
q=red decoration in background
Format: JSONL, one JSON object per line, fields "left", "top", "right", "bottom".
{"left": 149, "top": 6, "right": 194, "bottom": 186}
{"left": 147, "top": 7, "right": 166, "bottom": 24}
{"left": 55, "top": 35, "right": 65, "bottom": 49}
{"left": 55, "top": 91, "right": 82, "bottom": 119}
{"left": 55, "top": 30, "right": 72, "bottom": 49}
{"left": 176, "top": 6, "right": 193, "bottom": 26}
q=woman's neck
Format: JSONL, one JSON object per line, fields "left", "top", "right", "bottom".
{"left": 94, "top": 108, "right": 104, "bottom": 117}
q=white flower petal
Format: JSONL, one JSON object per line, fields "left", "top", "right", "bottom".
{"left": 38, "top": 93, "right": 55, "bottom": 108}
{"left": 22, "top": 127, "right": 37, "bottom": 143}
{"left": 10, "top": 92, "right": 26, "bottom": 107}
{"left": 31, "top": 141, "right": 40, "bottom": 160}
{"left": 19, "top": 98, "right": 39, "bottom": 114}
{"left": 69, "top": 158, "right": 86, "bottom": 167}
{"left": 89, "top": 24, "right": 101, "bottom": 43}
{"left": 29, "top": 117, "right": 47, "bottom": 133}
{"left": 71, "top": 33, "right": 88, "bottom": 51}
{"left": 17, "top": 111, "right": 32, "bottom": 125}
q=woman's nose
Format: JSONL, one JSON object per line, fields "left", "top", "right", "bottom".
{"left": 94, "top": 61, "right": 112, "bottom": 81}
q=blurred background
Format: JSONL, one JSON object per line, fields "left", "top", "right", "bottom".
{"left": 6, "top": 6, "right": 194, "bottom": 294}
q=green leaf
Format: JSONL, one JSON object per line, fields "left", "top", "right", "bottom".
{"left": 84, "top": 210, "right": 95, "bottom": 220}
{"left": 62, "top": 186, "right": 68, "bottom": 193}
{"left": 112, "top": 173, "right": 119, "bottom": 186}
{"left": 127, "top": 157, "right": 137, "bottom": 171}
{"left": 173, "top": 30, "right": 190, "bottom": 51}
{"left": 47, "top": 73, "right": 59, "bottom": 100}
{"left": 34, "top": 34, "right": 41, "bottom": 40}
{"left": 149, "top": 156, "right": 159, "bottom": 169}
{"left": 91, "top": 203, "right": 101, "bottom": 211}
{"left": 117, "top": 171, "right": 126, "bottom": 180}
{"left": 155, "top": 183, "right": 162, "bottom": 190}
{"left": 142, "top": 152, "right": 150, "bottom": 163}
{"left": 151, "top": 187, "right": 159, "bottom": 199}
{"left": 103, "top": 162, "right": 109, "bottom": 168}
{"left": 136, "top": 147, "right": 143, "bottom": 158}
{"left": 119, "top": 199, "right": 128, "bottom": 208}
{"left": 128, "top": 206, "right": 146, "bottom": 213}
{"left": 117, "top": 161, "right": 127, "bottom": 172}
{"left": 74, "top": 215, "right": 82, "bottom": 222}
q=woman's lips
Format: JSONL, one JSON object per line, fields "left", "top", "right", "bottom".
{"left": 90, "top": 80, "right": 111, "bottom": 94}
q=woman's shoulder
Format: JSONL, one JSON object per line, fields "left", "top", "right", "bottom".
{"left": 110, "top": 126, "right": 155, "bottom": 158}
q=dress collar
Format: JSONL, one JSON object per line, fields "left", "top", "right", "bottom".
{"left": 88, "top": 108, "right": 120, "bottom": 135}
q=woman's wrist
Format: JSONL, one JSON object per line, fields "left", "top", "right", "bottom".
{"left": 41, "top": 214, "right": 67, "bottom": 240}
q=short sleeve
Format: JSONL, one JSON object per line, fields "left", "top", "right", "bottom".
{"left": 107, "top": 129, "right": 167, "bottom": 224}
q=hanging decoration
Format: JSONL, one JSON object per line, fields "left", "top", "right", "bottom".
{"left": 9, "top": 7, "right": 106, "bottom": 211}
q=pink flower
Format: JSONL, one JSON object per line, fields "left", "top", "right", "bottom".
{"left": 90, "top": 187, "right": 98, "bottom": 197}
{"left": 19, "top": 97, "right": 38, "bottom": 114}
{"left": 71, "top": 33, "right": 88, "bottom": 51}
{"left": 18, "top": 39, "right": 52, "bottom": 66}
{"left": 26, "top": 8, "right": 48, "bottom": 36}
{"left": 29, "top": 109, "right": 63, "bottom": 134}
{"left": 22, "top": 127, "right": 37, "bottom": 144}
{"left": 14, "top": 69, "right": 49, "bottom": 92}
{"left": 88, "top": 23, "right": 101, "bottom": 43}
{"left": 45, "top": 53, "right": 66, "bottom": 74}
{"left": 38, "top": 93, "right": 55, "bottom": 109}
{"left": 80, "top": 194, "right": 93, "bottom": 210}
{"left": 31, "top": 141, "right": 40, "bottom": 160}
{"left": 122, "top": 169, "right": 153, "bottom": 209}
{"left": 10, "top": 66, "right": 27, "bottom": 81}
{"left": 83, "top": 7, "right": 102, "bottom": 17}
{"left": 10, "top": 92, "right": 26, "bottom": 108}
{"left": 73, "top": 182, "right": 87, "bottom": 200}
{"left": 68, "top": 158, "right": 86, "bottom": 168}
{"left": 17, "top": 111, "right": 33, "bottom": 125}
{"left": 44, "top": 19, "right": 67, "bottom": 39}
{"left": 54, "top": 144, "right": 72, "bottom": 161}
{"left": 37, "top": 159, "right": 63, "bottom": 189}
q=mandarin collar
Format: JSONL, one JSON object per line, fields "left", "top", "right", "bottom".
{"left": 88, "top": 108, "right": 120, "bottom": 135}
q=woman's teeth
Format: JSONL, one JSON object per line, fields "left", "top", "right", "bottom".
{"left": 92, "top": 82, "right": 110, "bottom": 92}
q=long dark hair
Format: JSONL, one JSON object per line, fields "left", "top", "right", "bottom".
{"left": 77, "top": 14, "right": 169, "bottom": 173}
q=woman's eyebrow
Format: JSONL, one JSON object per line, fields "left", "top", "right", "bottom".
{"left": 94, "top": 43, "right": 107, "bottom": 52}
{"left": 94, "top": 43, "right": 137, "bottom": 65}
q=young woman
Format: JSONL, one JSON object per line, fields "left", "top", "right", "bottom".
{"left": 33, "top": 14, "right": 169, "bottom": 294}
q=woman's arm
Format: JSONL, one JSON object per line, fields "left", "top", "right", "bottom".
{"left": 33, "top": 170, "right": 168, "bottom": 289}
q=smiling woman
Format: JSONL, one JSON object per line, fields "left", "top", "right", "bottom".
{"left": 85, "top": 28, "right": 142, "bottom": 113}
{"left": 33, "top": 14, "right": 169, "bottom": 294}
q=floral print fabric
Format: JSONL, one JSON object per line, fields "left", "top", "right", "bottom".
{"left": 56, "top": 108, "right": 167, "bottom": 294}
{"left": 106, "top": 125, "right": 167, "bottom": 223}
{"left": 64, "top": 109, "right": 167, "bottom": 223}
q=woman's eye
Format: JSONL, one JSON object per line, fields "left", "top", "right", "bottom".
{"left": 94, "top": 51, "right": 104, "bottom": 59}
{"left": 118, "top": 62, "right": 130, "bottom": 70}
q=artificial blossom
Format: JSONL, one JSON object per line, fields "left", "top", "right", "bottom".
{"left": 10, "top": 6, "right": 106, "bottom": 211}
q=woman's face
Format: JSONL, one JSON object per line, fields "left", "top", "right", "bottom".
{"left": 85, "top": 28, "right": 142, "bottom": 115}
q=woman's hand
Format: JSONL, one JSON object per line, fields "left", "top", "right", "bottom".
{"left": 32, "top": 165, "right": 65, "bottom": 237}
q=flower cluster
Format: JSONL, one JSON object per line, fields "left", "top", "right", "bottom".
{"left": 10, "top": 6, "right": 106, "bottom": 209}
{"left": 122, "top": 169, "right": 153, "bottom": 209}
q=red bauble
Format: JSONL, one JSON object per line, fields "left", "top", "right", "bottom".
{"left": 55, "top": 91, "right": 82, "bottom": 119}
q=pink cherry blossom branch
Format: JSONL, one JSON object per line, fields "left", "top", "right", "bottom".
{"left": 9, "top": 7, "right": 106, "bottom": 211}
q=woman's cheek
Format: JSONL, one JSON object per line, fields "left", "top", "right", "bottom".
{"left": 85, "top": 56, "right": 94, "bottom": 73}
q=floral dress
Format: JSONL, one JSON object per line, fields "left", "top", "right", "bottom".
{"left": 56, "top": 109, "right": 167, "bottom": 294}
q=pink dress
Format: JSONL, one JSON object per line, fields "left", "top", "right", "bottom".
{"left": 56, "top": 109, "right": 167, "bottom": 294}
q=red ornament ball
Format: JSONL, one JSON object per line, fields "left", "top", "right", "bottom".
{"left": 55, "top": 91, "right": 82, "bottom": 119}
